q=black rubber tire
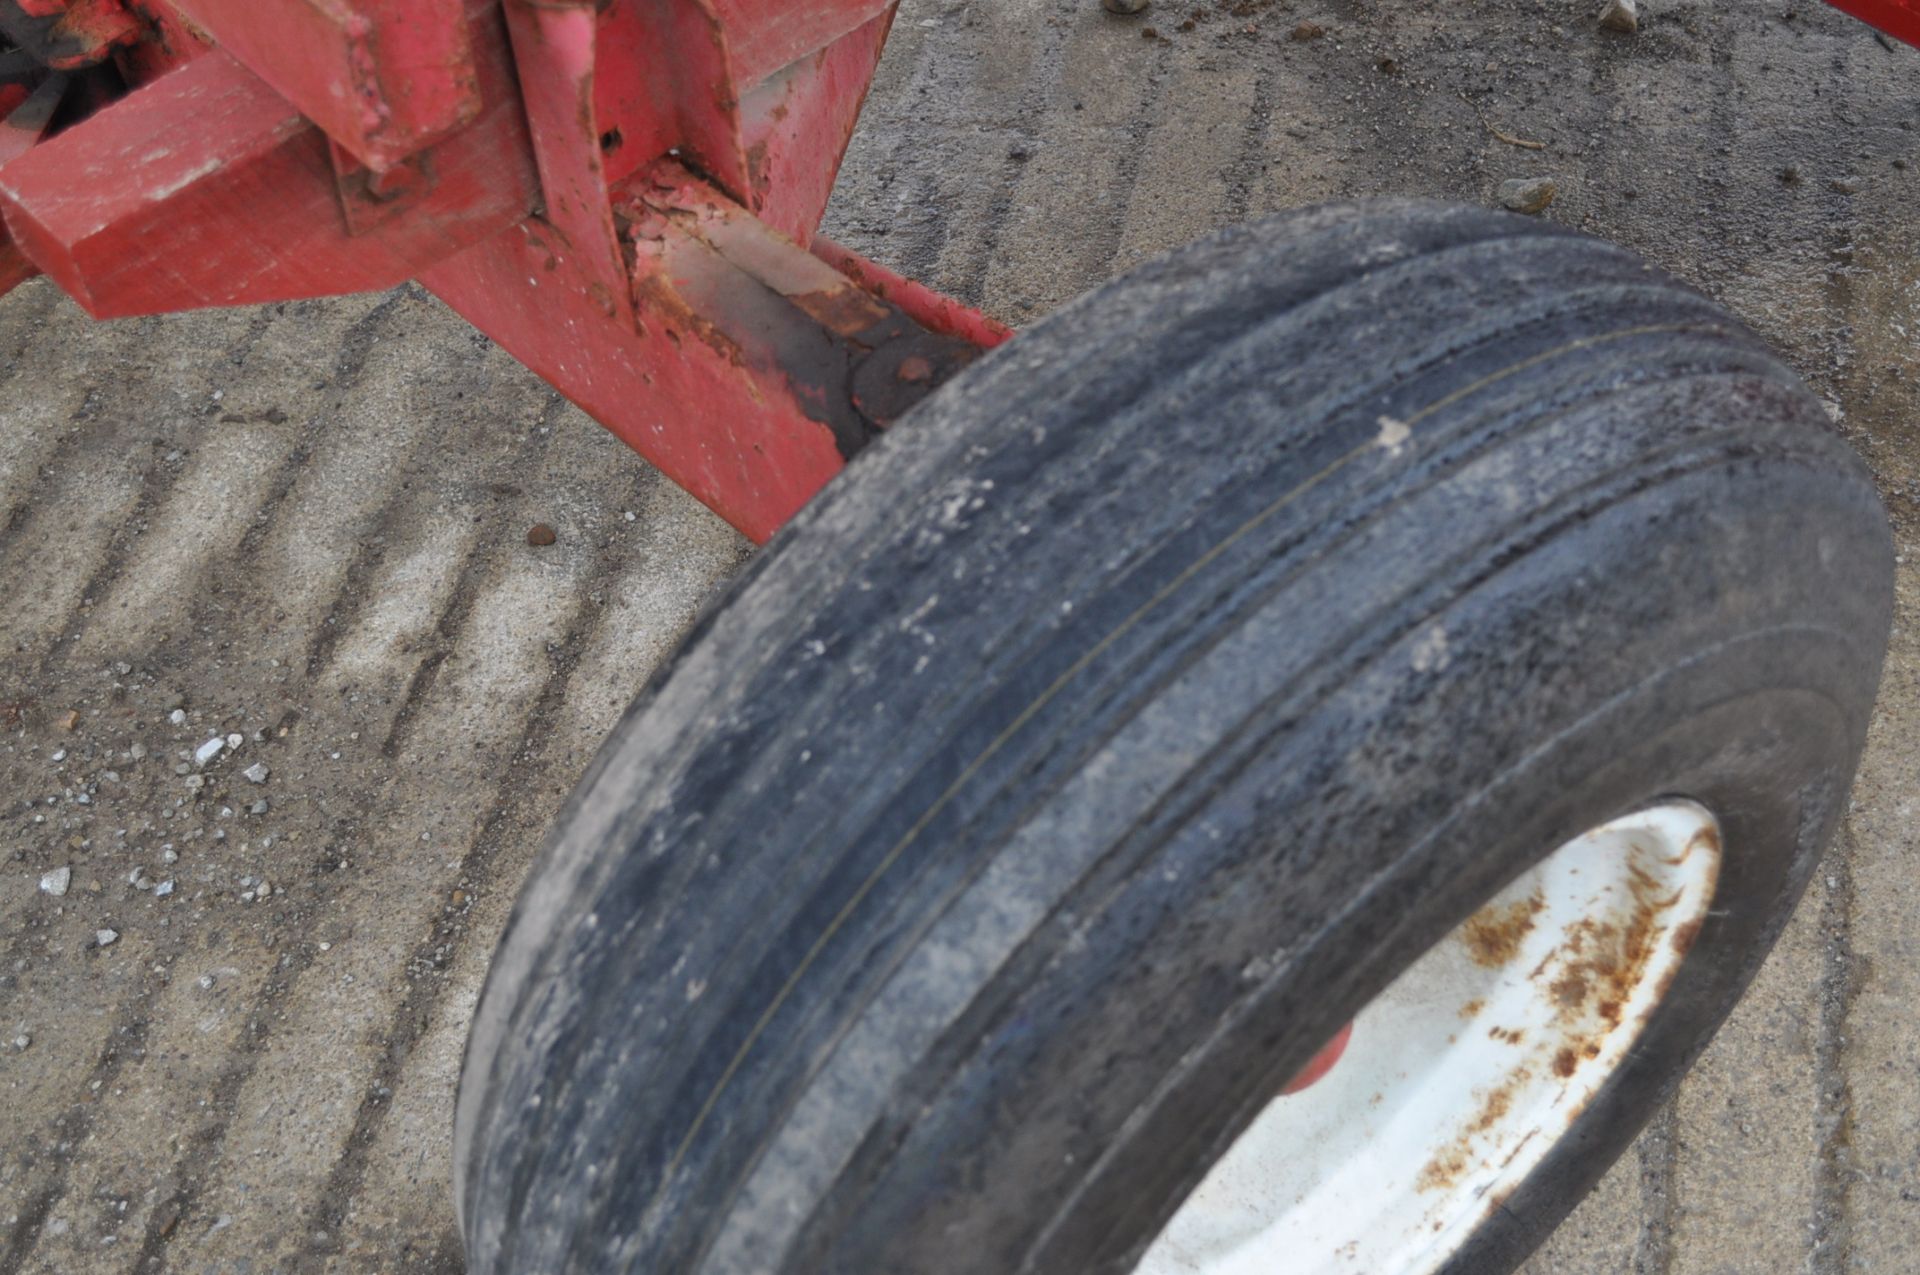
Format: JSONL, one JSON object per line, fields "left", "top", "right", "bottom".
{"left": 455, "top": 201, "right": 1893, "bottom": 1275}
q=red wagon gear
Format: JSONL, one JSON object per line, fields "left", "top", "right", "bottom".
{"left": 0, "top": 0, "right": 1011, "bottom": 543}
{"left": 0, "top": 4, "right": 1906, "bottom": 1274}
{"left": 0, "top": 0, "right": 1912, "bottom": 531}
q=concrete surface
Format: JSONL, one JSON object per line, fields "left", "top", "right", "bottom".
{"left": 3, "top": 0, "right": 1919, "bottom": 1270}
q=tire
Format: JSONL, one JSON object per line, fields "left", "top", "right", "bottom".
{"left": 455, "top": 201, "right": 1893, "bottom": 1274}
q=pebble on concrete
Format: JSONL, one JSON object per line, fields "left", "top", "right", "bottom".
{"left": 95, "top": 929, "right": 118, "bottom": 948}
{"left": 194, "top": 737, "right": 224, "bottom": 768}
{"left": 1499, "top": 176, "right": 1559, "bottom": 214}
{"left": 1598, "top": 0, "right": 1638, "bottom": 33}
{"left": 527, "top": 524, "right": 558, "bottom": 547}
{"left": 242, "top": 763, "right": 269, "bottom": 785}
{"left": 39, "top": 866, "right": 71, "bottom": 897}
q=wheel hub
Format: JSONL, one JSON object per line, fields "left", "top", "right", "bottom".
{"left": 1137, "top": 801, "right": 1722, "bottom": 1275}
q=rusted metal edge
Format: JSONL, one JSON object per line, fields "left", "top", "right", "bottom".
{"left": 622, "top": 160, "right": 989, "bottom": 458}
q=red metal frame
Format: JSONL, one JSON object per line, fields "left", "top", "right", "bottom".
{"left": 0, "top": 0, "right": 1903, "bottom": 540}
{"left": 0, "top": 0, "right": 1005, "bottom": 543}
{"left": 1828, "top": 0, "right": 1920, "bottom": 47}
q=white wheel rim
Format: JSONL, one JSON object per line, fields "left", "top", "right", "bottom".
{"left": 1135, "top": 801, "right": 1722, "bottom": 1275}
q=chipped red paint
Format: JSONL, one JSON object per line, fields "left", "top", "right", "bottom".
{"left": 500, "top": 0, "right": 639, "bottom": 329}
{"left": 427, "top": 159, "right": 986, "bottom": 542}
{"left": 813, "top": 235, "right": 1016, "bottom": 350}
{"left": 161, "top": 0, "right": 480, "bottom": 172}
{"left": 707, "top": 0, "right": 896, "bottom": 91}
{"left": 737, "top": 9, "right": 894, "bottom": 244}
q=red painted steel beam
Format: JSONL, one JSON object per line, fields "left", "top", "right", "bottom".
{"left": 0, "top": 5, "right": 536, "bottom": 317}
{"left": 501, "top": 0, "right": 645, "bottom": 329}
{"left": 812, "top": 235, "right": 1016, "bottom": 350}
{"left": 593, "top": 1, "right": 895, "bottom": 242}
{"left": 593, "top": 0, "right": 755, "bottom": 205}
{"left": 162, "top": 0, "right": 479, "bottom": 172}
{"left": 708, "top": 0, "right": 896, "bottom": 91}
{"left": 423, "top": 161, "right": 1001, "bottom": 542}
{"left": 1826, "top": 0, "right": 1920, "bottom": 46}
{"left": 737, "top": 9, "right": 894, "bottom": 244}
{"left": 507, "top": 0, "right": 900, "bottom": 329}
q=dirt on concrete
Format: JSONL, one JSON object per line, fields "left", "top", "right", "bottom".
{"left": 4, "top": 0, "right": 1920, "bottom": 1271}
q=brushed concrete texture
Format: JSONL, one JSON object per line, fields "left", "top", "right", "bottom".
{"left": 3, "top": 0, "right": 1919, "bottom": 1271}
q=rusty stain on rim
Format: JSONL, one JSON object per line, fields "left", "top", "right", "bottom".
{"left": 1135, "top": 801, "right": 1723, "bottom": 1275}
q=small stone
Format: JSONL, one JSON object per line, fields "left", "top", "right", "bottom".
{"left": 623, "top": 511, "right": 637, "bottom": 522}
{"left": 1101, "top": 0, "right": 1149, "bottom": 12}
{"left": 319, "top": 942, "right": 331, "bottom": 952}
{"left": 95, "top": 929, "right": 118, "bottom": 948}
{"left": 184, "top": 775, "right": 206, "bottom": 793}
{"left": 154, "top": 880, "right": 175, "bottom": 898}
{"left": 257, "top": 882, "right": 272, "bottom": 900}
{"left": 39, "top": 867, "right": 71, "bottom": 897}
{"left": 1830, "top": 176, "right": 1861, "bottom": 194}
{"left": 249, "top": 799, "right": 269, "bottom": 815}
{"left": 129, "top": 743, "right": 146, "bottom": 761}
{"left": 527, "top": 524, "right": 558, "bottom": 547}
{"left": 58, "top": 710, "right": 78, "bottom": 731}
{"left": 168, "top": 709, "right": 186, "bottom": 726}
{"left": 242, "top": 763, "right": 269, "bottom": 785}
{"left": 196, "top": 974, "right": 214, "bottom": 990}
{"left": 1498, "top": 176, "right": 1558, "bottom": 214}
{"left": 1291, "top": 19, "right": 1326, "bottom": 40}
{"left": 12, "top": 1035, "right": 27, "bottom": 1051}
{"left": 194, "top": 738, "right": 224, "bottom": 768}
{"left": 225, "top": 733, "right": 243, "bottom": 751}
{"left": 1597, "top": 0, "right": 1637, "bottom": 32}
{"left": 128, "top": 870, "right": 154, "bottom": 891}
{"left": 161, "top": 848, "right": 179, "bottom": 865}
{"left": 49, "top": 749, "right": 66, "bottom": 763}
{"left": 450, "top": 889, "right": 469, "bottom": 907}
